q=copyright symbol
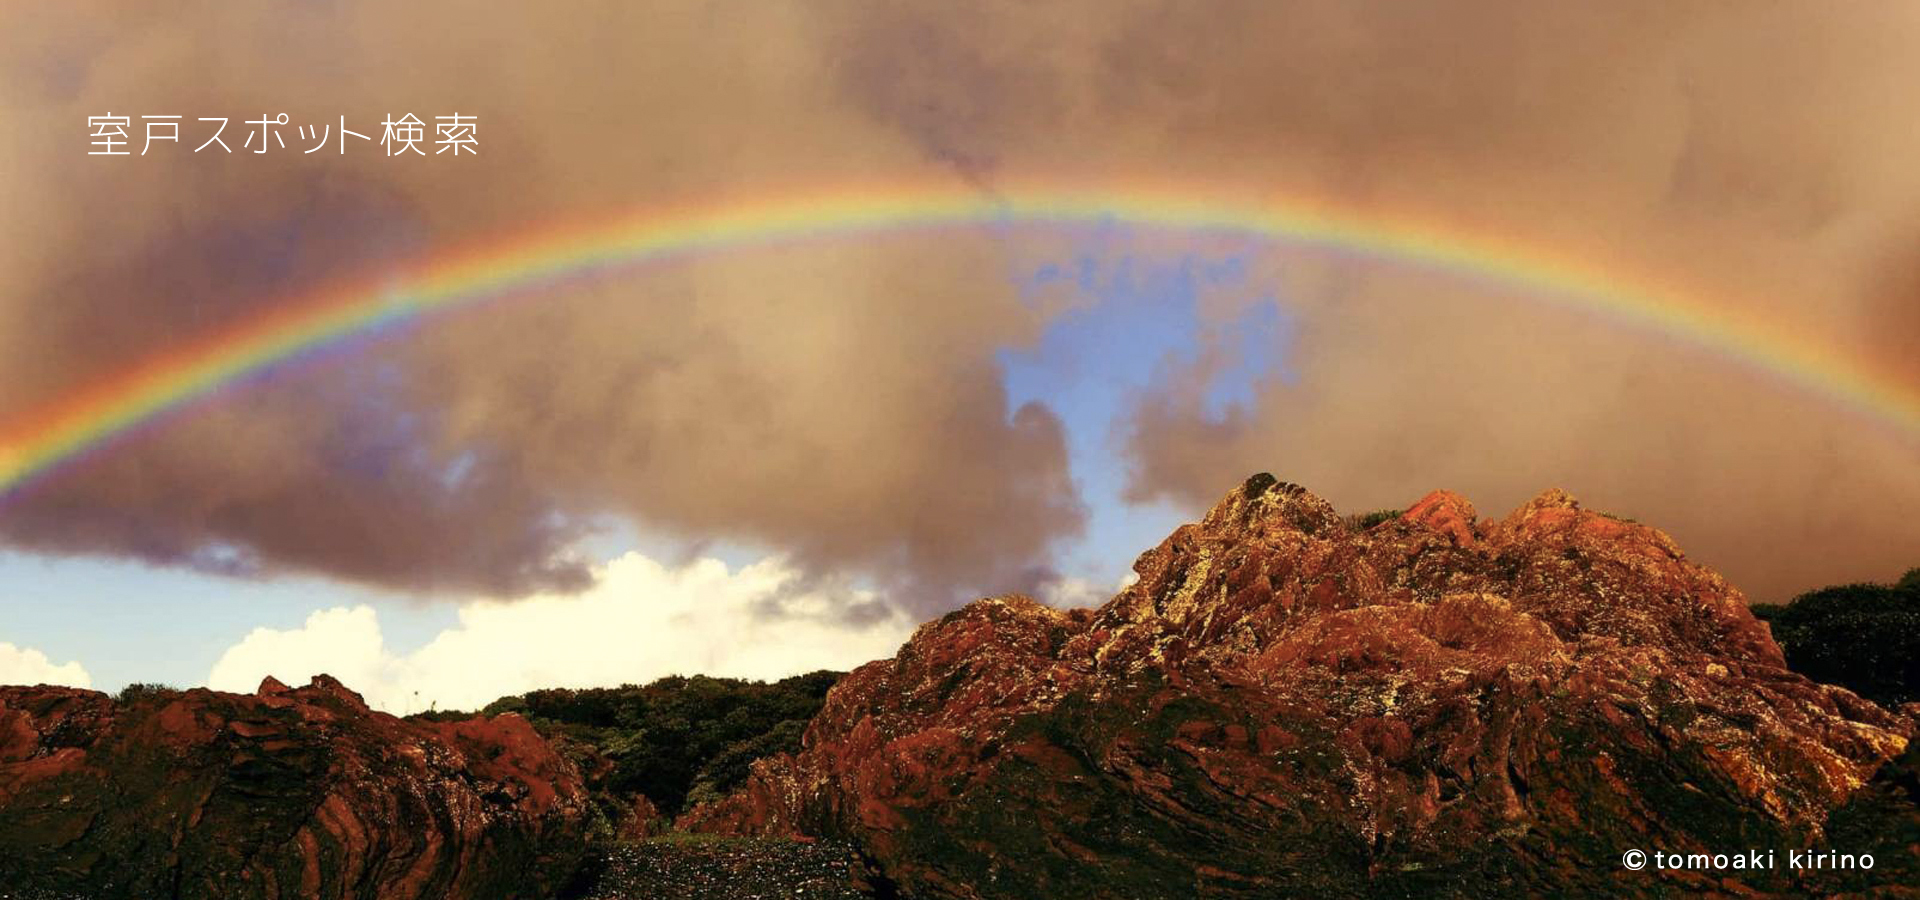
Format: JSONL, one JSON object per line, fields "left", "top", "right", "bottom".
{"left": 1622, "top": 849, "right": 1646, "bottom": 871}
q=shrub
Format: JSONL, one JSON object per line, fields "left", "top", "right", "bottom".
{"left": 485, "top": 670, "right": 841, "bottom": 821}
{"left": 113, "top": 682, "right": 182, "bottom": 704}
{"left": 1347, "top": 509, "right": 1404, "bottom": 530}
{"left": 1754, "top": 571, "right": 1920, "bottom": 707}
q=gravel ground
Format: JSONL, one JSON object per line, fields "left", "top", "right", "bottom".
{"left": 1, "top": 837, "right": 881, "bottom": 900}
{"left": 573, "top": 835, "right": 882, "bottom": 900}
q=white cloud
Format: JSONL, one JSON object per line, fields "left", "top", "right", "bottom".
{"left": 0, "top": 642, "right": 92, "bottom": 689}
{"left": 207, "top": 552, "right": 915, "bottom": 714}
{"left": 1037, "top": 570, "right": 1140, "bottom": 609}
{"left": 205, "top": 606, "right": 396, "bottom": 703}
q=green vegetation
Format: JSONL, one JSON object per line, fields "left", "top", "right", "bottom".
{"left": 481, "top": 671, "right": 841, "bottom": 831}
{"left": 113, "top": 683, "right": 182, "bottom": 703}
{"left": 1347, "top": 509, "right": 1404, "bottom": 530}
{"left": 1752, "top": 568, "right": 1920, "bottom": 707}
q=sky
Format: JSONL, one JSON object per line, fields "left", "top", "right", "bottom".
{"left": 2, "top": 1, "right": 1918, "bottom": 708}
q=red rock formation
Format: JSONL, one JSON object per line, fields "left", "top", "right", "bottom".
{"left": 685, "top": 475, "right": 1916, "bottom": 898}
{"left": 0, "top": 674, "right": 590, "bottom": 899}
{"left": 617, "top": 792, "right": 668, "bottom": 840}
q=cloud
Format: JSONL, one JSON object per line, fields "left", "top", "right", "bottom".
{"left": 206, "top": 550, "right": 917, "bottom": 713}
{"left": 1036, "top": 570, "right": 1139, "bottom": 610}
{"left": 1119, "top": 262, "right": 1920, "bottom": 602}
{"left": 0, "top": 641, "right": 91, "bottom": 689}
{"left": 825, "top": 0, "right": 1920, "bottom": 601}
{"left": 0, "top": 1, "right": 1088, "bottom": 609}
{"left": 2, "top": 0, "right": 1918, "bottom": 612}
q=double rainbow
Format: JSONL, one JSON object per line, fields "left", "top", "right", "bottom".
{"left": 2, "top": 183, "right": 1915, "bottom": 499}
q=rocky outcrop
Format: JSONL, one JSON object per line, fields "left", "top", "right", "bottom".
{"left": 617, "top": 792, "right": 667, "bottom": 840}
{"left": 0, "top": 674, "right": 590, "bottom": 899}
{"left": 1810, "top": 729, "right": 1920, "bottom": 896}
{"left": 685, "top": 475, "right": 1916, "bottom": 898}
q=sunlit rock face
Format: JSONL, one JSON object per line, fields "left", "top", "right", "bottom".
{"left": 685, "top": 474, "right": 1914, "bottom": 899}
{"left": 0, "top": 675, "right": 591, "bottom": 900}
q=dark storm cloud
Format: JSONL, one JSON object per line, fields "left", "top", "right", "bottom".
{"left": 827, "top": 0, "right": 1077, "bottom": 185}
{"left": 1121, "top": 265, "right": 1920, "bottom": 601}
{"left": 0, "top": 0, "right": 1085, "bottom": 607}
{"left": 1864, "top": 237, "right": 1920, "bottom": 388}
{"left": 1, "top": 0, "right": 1917, "bottom": 607}
{"left": 833, "top": 0, "right": 1920, "bottom": 600}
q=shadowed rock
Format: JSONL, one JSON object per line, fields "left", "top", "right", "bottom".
{"left": 684, "top": 475, "right": 1914, "bottom": 898}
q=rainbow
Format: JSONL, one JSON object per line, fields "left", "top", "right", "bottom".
{"left": 3, "top": 182, "right": 1916, "bottom": 499}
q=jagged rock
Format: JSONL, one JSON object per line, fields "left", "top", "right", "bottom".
{"left": 684, "top": 475, "right": 1916, "bottom": 898}
{"left": 617, "top": 792, "right": 668, "bottom": 840}
{"left": 0, "top": 675, "right": 591, "bottom": 899}
{"left": 1810, "top": 726, "right": 1920, "bottom": 896}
